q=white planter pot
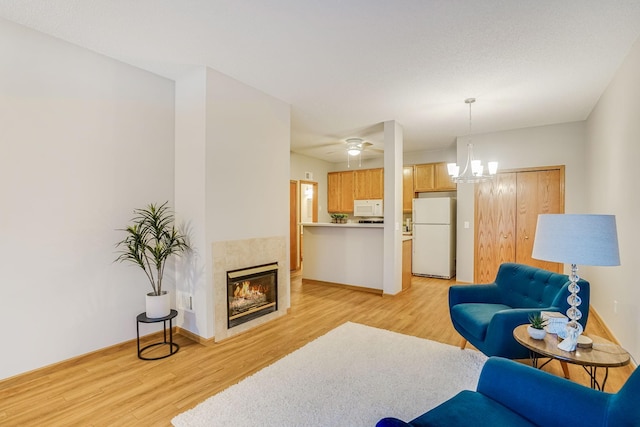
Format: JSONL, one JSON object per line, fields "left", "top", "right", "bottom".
{"left": 527, "top": 325, "right": 547, "bottom": 340}
{"left": 146, "top": 291, "right": 171, "bottom": 319}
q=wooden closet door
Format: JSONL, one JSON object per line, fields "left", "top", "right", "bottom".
{"left": 516, "top": 170, "right": 563, "bottom": 272}
{"left": 474, "top": 173, "right": 517, "bottom": 283}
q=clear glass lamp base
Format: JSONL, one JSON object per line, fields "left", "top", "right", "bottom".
{"left": 558, "top": 263, "right": 583, "bottom": 352}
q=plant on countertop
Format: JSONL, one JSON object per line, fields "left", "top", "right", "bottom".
{"left": 528, "top": 313, "right": 547, "bottom": 330}
{"left": 115, "top": 201, "right": 190, "bottom": 296}
{"left": 331, "top": 213, "right": 348, "bottom": 223}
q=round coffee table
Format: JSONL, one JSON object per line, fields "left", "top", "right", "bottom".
{"left": 513, "top": 324, "right": 630, "bottom": 391}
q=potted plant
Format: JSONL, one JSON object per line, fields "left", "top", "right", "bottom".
{"left": 527, "top": 313, "right": 547, "bottom": 340}
{"left": 115, "top": 202, "right": 190, "bottom": 318}
{"left": 330, "top": 213, "right": 348, "bottom": 223}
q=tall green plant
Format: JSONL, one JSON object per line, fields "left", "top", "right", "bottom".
{"left": 115, "top": 202, "right": 190, "bottom": 295}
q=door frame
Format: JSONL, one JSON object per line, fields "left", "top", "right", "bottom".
{"left": 299, "top": 180, "right": 318, "bottom": 265}
{"left": 290, "top": 180, "right": 299, "bottom": 271}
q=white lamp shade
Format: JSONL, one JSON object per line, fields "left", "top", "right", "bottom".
{"left": 532, "top": 214, "right": 620, "bottom": 266}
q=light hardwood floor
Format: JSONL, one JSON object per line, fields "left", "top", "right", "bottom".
{"left": 0, "top": 273, "right": 634, "bottom": 426}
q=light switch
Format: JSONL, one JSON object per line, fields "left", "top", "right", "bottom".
{"left": 464, "top": 221, "right": 470, "bottom": 229}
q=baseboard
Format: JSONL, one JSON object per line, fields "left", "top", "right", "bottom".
{"left": 176, "top": 327, "right": 215, "bottom": 346}
{"left": 382, "top": 287, "right": 411, "bottom": 297}
{"left": 589, "top": 307, "right": 621, "bottom": 345}
{"left": 302, "top": 278, "right": 383, "bottom": 295}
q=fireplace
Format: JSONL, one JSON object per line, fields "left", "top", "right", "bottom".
{"left": 227, "top": 263, "right": 278, "bottom": 328}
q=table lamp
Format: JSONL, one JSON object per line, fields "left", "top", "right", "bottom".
{"left": 532, "top": 214, "right": 620, "bottom": 351}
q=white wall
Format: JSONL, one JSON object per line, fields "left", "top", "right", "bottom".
{"left": 331, "top": 146, "right": 457, "bottom": 171}
{"left": 403, "top": 146, "right": 457, "bottom": 166}
{"left": 382, "top": 121, "right": 404, "bottom": 295}
{"left": 455, "top": 122, "right": 588, "bottom": 282}
{"left": 585, "top": 37, "right": 640, "bottom": 361}
{"left": 175, "top": 66, "right": 291, "bottom": 339}
{"left": 174, "top": 67, "right": 209, "bottom": 338}
{"left": 0, "top": 19, "right": 175, "bottom": 380}
{"left": 290, "top": 152, "right": 333, "bottom": 223}
{"left": 205, "top": 68, "right": 290, "bottom": 244}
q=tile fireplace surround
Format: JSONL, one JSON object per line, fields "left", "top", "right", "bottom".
{"left": 212, "top": 236, "right": 288, "bottom": 341}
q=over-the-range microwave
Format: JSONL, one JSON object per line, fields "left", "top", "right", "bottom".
{"left": 353, "top": 199, "right": 383, "bottom": 217}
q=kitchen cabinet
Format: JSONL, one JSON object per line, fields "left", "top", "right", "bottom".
{"left": 413, "top": 163, "right": 435, "bottom": 192}
{"left": 474, "top": 167, "right": 564, "bottom": 283}
{"left": 302, "top": 223, "right": 384, "bottom": 291}
{"left": 413, "top": 162, "right": 456, "bottom": 192}
{"left": 327, "top": 171, "right": 354, "bottom": 213}
{"left": 354, "top": 168, "right": 384, "bottom": 200}
{"left": 403, "top": 166, "right": 414, "bottom": 213}
{"left": 434, "top": 162, "right": 456, "bottom": 191}
{"left": 402, "top": 238, "right": 412, "bottom": 290}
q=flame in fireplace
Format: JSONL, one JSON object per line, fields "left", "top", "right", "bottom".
{"left": 233, "top": 281, "right": 267, "bottom": 299}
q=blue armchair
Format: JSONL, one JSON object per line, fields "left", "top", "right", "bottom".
{"left": 377, "top": 357, "right": 640, "bottom": 427}
{"left": 449, "top": 263, "right": 589, "bottom": 360}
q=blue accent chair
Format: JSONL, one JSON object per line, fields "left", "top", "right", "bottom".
{"left": 449, "top": 263, "right": 589, "bottom": 359}
{"left": 377, "top": 357, "right": 640, "bottom": 427}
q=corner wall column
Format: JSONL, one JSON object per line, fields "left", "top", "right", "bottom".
{"left": 383, "top": 120, "right": 403, "bottom": 295}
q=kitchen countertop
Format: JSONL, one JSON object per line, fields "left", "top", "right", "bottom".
{"left": 301, "top": 222, "right": 383, "bottom": 228}
{"left": 301, "top": 222, "right": 412, "bottom": 240}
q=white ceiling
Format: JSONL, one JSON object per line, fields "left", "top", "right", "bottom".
{"left": 2, "top": 1, "right": 640, "bottom": 163}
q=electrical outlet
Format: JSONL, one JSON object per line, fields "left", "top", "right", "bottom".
{"left": 177, "top": 291, "right": 194, "bottom": 312}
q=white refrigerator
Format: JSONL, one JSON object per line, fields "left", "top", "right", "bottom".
{"left": 412, "top": 197, "right": 456, "bottom": 279}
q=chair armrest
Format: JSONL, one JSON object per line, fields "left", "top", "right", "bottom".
{"left": 478, "top": 358, "right": 610, "bottom": 427}
{"left": 448, "top": 284, "right": 501, "bottom": 306}
{"left": 482, "top": 307, "right": 555, "bottom": 356}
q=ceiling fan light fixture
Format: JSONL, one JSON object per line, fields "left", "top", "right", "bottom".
{"left": 347, "top": 147, "right": 362, "bottom": 156}
{"left": 346, "top": 137, "right": 363, "bottom": 155}
{"left": 345, "top": 137, "right": 364, "bottom": 167}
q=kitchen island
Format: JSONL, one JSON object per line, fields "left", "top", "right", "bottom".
{"left": 301, "top": 222, "right": 386, "bottom": 292}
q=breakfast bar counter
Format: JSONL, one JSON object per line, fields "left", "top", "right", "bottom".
{"left": 301, "top": 223, "right": 384, "bottom": 292}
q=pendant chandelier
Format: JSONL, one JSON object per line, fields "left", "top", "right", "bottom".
{"left": 447, "top": 98, "right": 498, "bottom": 183}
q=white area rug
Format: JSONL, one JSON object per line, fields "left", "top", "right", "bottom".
{"left": 172, "top": 322, "right": 487, "bottom": 427}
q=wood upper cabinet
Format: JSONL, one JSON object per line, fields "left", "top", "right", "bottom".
{"left": 413, "top": 163, "right": 435, "bottom": 192}
{"left": 434, "top": 162, "right": 456, "bottom": 191}
{"left": 413, "top": 162, "right": 455, "bottom": 192}
{"left": 354, "top": 168, "right": 383, "bottom": 200}
{"left": 403, "top": 166, "right": 414, "bottom": 212}
{"left": 474, "top": 167, "right": 564, "bottom": 283}
{"left": 327, "top": 171, "right": 354, "bottom": 213}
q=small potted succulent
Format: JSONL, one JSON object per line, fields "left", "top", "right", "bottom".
{"left": 527, "top": 313, "right": 548, "bottom": 340}
{"left": 330, "top": 213, "right": 348, "bottom": 223}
